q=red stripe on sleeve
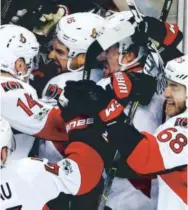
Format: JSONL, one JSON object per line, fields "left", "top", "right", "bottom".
{"left": 127, "top": 132, "right": 165, "bottom": 174}
{"left": 35, "top": 108, "right": 68, "bottom": 141}
{"left": 65, "top": 141, "right": 104, "bottom": 195}
{"left": 42, "top": 205, "right": 50, "bottom": 210}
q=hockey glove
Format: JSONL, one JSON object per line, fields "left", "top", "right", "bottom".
{"left": 60, "top": 80, "right": 145, "bottom": 160}
{"left": 111, "top": 71, "right": 157, "bottom": 106}
{"left": 58, "top": 97, "right": 117, "bottom": 168}
{"left": 136, "top": 16, "right": 183, "bottom": 47}
{"left": 61, "top": 80, "right": 124, "bottom": 123}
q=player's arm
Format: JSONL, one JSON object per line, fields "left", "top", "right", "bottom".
{"left": 127, "top": 126, "right": 188, "bottom": 174}
{"left": 138, "top": 16, "right": 183, "bottom": 47}
{"left": 57, "top": 100, "right": 109, "bottom": 195}
{"left": 97, "top": 71, "right": 157, "bottom": 108}
{"left": 30, "top": 137, "right": 104, "bottom": 196}
{"left": 1, "top": 84, "right": 67, "bottom": 141}
{"left": 58, "top": 133, "right": 105, "bottom": 195}
{"left": 59, "top": 80, "right": 187, "bottom": 175}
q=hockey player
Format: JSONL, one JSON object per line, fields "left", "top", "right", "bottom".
{"left": 98, "top": 11, "right": 165, "bottom": 131}
{"left": 42, "top": 12, "right": 104, "bottom": 105}
{"left": 0, "top": 107, "right": 106, "bottom": 210}
{"left": 0, "top": 24, "right": 69, "bottom": 162}
{"left": 38, "top": 12, "right": 104, "bottom": 162}
{"left": 60, "top": 54, "right": 188, "bottom": 210}
{"left": 57, "top": 12, "right": 185, "bottom": 210}
{"left": 37, "top": 13, "right": 105, "bottom": 210}
{"left": 98, "top": 11, "right": 164, "bottom": 210}
{"left": 100, "top": 11, "right": 183, "bottom": 78}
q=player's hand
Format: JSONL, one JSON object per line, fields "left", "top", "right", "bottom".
{"left": 136, "top": 16, "right": 166, "bottom": 46}
{"left": 111, "top": 72, "right": 157, "bottom": 106}
{"left": 136, "top": 16, "right": 182, "bottom": 47}
{"left": 58, "top": 89, "right": 116, "bottom": 168}
{"left": 60, "top": 80, "right": 124, "bottom": 123}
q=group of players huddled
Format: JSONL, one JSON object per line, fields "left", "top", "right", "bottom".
{"left": 0, "top": 1, "right": 187, "bottom": 210}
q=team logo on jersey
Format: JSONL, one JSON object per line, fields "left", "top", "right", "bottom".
{"left": 1, "top": 81, "right": 23, "bottom": 92}
{"left": 20, "top": 33, "right": 26, "bottom": 43}
{"left": 45, "top": 84, "right": 63, "bottom": 100}
{"left": 175, "top": 117, "right": 188, "bottom": 128}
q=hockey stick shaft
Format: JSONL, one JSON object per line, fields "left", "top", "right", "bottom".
{"left": 159, "top": 0, "right": 173, "bottom": 21}
{"left": 98, "top": 101, "right": 139, "bottom": 210}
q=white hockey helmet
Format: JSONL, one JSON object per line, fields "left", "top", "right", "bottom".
{"left": 0, "top": 117, "right": 16, "bottom": 165}
{"left": 55, "top": 12, "right": 104, "bottom": 72}
{"left": 105, "top": 11, "right": 145, "bottom": 71}
{"left": 0, "top": 24, "right": 39, "bottom": 81}
{"left": 165, "top": 55, "right": 188, "bottom": 107}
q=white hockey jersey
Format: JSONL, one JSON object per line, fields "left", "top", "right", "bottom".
{"left": 127, "top": 110, "right": 188, "bottom": 210}
{"left": 42, "top": 69, "right": 103, "bottom": 105}
{"left": 0, "top": 141, "right": 104, "bottom": 210}
{"left": 0, "top": 76, "right": 68, "bottom": 141}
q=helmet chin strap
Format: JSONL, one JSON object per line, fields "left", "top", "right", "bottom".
{"left": 120, "top": 60, "right": 141, "bottom": 71}
{"left": 119, "top": 46, "right": 145, "bottom": 71}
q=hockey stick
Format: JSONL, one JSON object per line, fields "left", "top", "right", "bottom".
{"left": 1, "top": 0, "right": 12, "bottom": 24}
{"left": 98, "top": 1, "right": 173, "bottom": 209}
{"left": 159, "top": 0, "right": 173, "bottom": 21}
{"left": 97, "top": 100, "right": 138, "bottom": 210}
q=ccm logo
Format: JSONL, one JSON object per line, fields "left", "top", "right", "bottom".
{"left": 66, "top": 118, "right": 94, "bottom": 133}
{"left": 105, "top": 100, "right": 121, "bottom": 117}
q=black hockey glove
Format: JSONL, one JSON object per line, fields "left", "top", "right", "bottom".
{"left": 61, "top": 72, "right": 156, "bottom": 121}
{"left": 58, "top": 94, "right": 117, "bottom": 168}
{"left": 60, "top": 80, "right": 144, "bottom": 160}
{"left": 61, "top": 80, "right": 124, "bottom": 123}
{"left": 136, "top": 16, "right": 183, "bottom": 48}
{"left": 110, "top": 71, "right": 157, "bottom": 106}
